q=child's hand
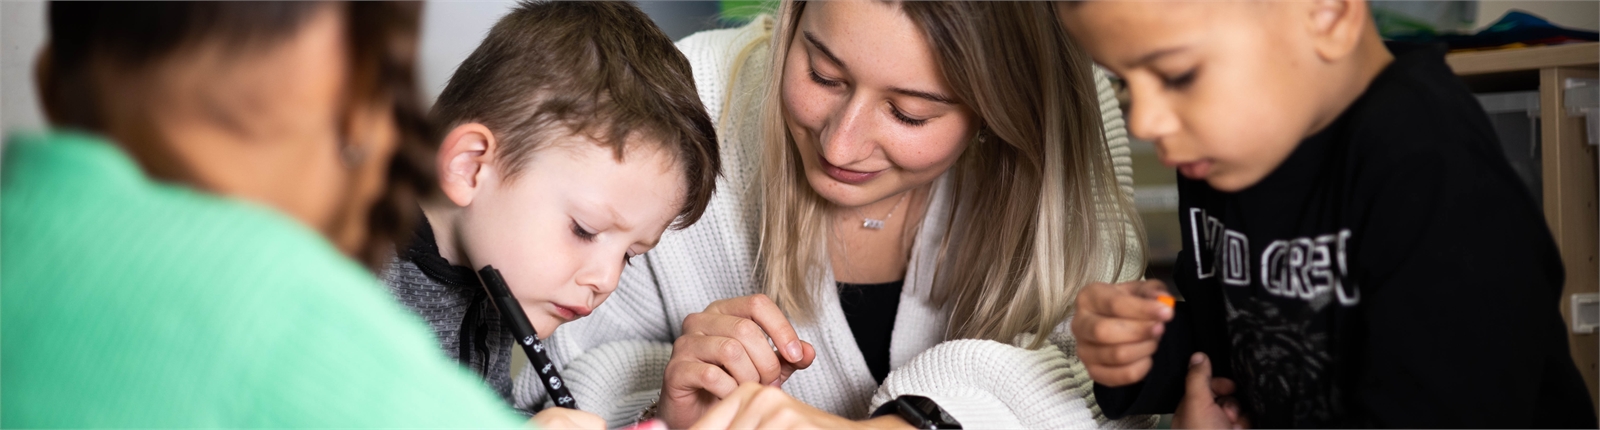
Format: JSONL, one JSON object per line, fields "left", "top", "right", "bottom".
{"left": 1070, "top": 280, "right": 1174, "bottom": 386}
{"left": 1173, "top": 353, "right": 1249, "bottom": 429}
{"left": 529, "top": 407, "right": 605, "bottom": 430}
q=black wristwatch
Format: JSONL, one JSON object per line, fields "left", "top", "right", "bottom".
{"left": 871, "top": 395, "right": 963, "bottom": 429}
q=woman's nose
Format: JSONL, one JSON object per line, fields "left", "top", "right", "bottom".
{"left": 820, "top": 97, "right": 878, "bottom": 165}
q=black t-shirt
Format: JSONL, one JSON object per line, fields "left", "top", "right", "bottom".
{"left": 838, "top": 280, "right": 902, "bottom": 384}
{"left": 1095, "top": 44, "right": 1597, "bottom": 428}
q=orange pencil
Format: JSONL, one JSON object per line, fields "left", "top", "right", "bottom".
{"left": 1156, "top": 294, "right": 1176, "bottom": 308}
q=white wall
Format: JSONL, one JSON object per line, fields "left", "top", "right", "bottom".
{"left": 418, "top": 1, "right": 521, "bottom": 108}
{"left": 1, "top": 1, "right": 47, "bottom": 136}
{"left": 3, "top": 1, "right": 1595, "bottom": 135}
{"left": 0, "top": 1, "right": 726, "bottom": 136}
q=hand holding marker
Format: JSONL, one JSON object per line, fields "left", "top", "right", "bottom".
{"left": 477, "top": 265, "right": 577, "bottom": 409}
{"left": 1070, "top": 280, "right": 1177, "bottom": 387}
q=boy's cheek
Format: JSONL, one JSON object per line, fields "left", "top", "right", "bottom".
{"left": 592, "top": 290, "right": 615, "bottom": 309}
{"left": 523, "top": 303, "right": 562, "bottom": 339}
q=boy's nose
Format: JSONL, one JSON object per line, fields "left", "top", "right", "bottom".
{"left": 575, "top": 257, "right": 622, "bottom": 296}
{"left": 1126, "top": 88, "right": 1180, "bottom": 142}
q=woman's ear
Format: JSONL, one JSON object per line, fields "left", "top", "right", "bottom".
{"left": 437, "top": 122, "right": 498, "bottom": 208}
{"left": 1306, "top": 0, "right": 1368, "bottom": 63}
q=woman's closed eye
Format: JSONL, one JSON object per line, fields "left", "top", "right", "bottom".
{"left": 808, "top": 67, "right": 843, "bottom": 88}
{"left": 889, "top": 103, "right": 930, "bottom": 127}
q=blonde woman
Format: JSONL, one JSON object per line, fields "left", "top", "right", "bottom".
{"left": 517, "top": 1, "right": 1152, "bottom": 428}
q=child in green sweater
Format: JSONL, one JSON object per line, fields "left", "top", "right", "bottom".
{"left": 2, "top": 2, "right": 560, "bottom": 427}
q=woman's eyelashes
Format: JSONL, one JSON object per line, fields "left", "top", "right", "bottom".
{"left": 808, "top": 67, "right": 843, "bottom": 88}
{"left": 808, "top": 66, "right": 929, "bottom": 126}
{"left": 890, "top": 105, "right": 930, "bottom": 127}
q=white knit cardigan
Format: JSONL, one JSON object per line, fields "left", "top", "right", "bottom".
{"left": 514, "top": 19, "right": 1157, "bottom": 429}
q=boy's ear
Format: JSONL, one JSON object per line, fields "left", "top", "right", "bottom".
{"left": 437, "top": 122, "right": 498, "bottom": 208}
{"left": 1306, "top": 0, "right": 1369, "bottom": 62}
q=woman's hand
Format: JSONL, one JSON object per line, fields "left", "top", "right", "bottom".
{"left": 1172, "top": 353, "right": 1249, "bottom": 429}
{"left": 660, "top": 294, "right": 817, "bottom": 428}
{"left": 690, "top": 383, "right": 912, "bottom": 430}
{"left": 528, "top": 407, "right": 606, "bottom": 430}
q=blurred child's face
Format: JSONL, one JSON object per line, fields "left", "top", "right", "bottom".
{"left": 1059, "top": 2, "right": 1327, "bottom": 192}
{"left": 457, "top": 137, "right": 684, "bottom": 338}
{"left": 125, "top": 5, "right": 401, "bottom": 257}
{"left": 781, "top": 0, "right": 980, "bottom": 209}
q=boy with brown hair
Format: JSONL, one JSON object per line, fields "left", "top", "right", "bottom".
{"left": 380, "top": 0, "right": 719, "bottom": 421}
{"left": 1058, "top": 0, "right": 1596, "bottom": 427}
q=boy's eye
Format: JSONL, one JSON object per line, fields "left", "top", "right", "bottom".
{"left": 1162, "top": 68, "right": 1198, "bottom": 90}
{"left": 571, "top": 221, "right": 597, "bottom": 242}
{"left": 808, "top": 68, "right": 843, "bottom": 88}
{"left": 622, "top": 252, "right": 636, "bottom": 267}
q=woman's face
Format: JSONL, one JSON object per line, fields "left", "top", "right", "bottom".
{"left": 780, "top": 0, "right": 979, "bottom": 209}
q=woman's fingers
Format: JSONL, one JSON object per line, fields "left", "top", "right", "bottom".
{"left": 673, "top": 334, "right": 762, "bottom": 387}
{"left": 773, "top": 341, "right": 816, "bottom": 387}
{"left": 705, "top": 294, "right": 808, "bottom": 364}
{"left": 683, "top": 312, "right": 786, "bottom": 385}
{"left": 665, "top": 358, "right": 741, "bottom": 398}
{"left": 667, "top": 295, "right": 817, "bottom": 428}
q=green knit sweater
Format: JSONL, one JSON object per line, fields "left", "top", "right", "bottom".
{"left": 1, "top": 131, "right": 524, "bottom": 428}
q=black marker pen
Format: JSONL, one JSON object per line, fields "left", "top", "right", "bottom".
{"left": 477, "top": 265, "right": 578, "bottom": 409}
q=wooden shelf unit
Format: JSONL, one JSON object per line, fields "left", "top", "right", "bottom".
{"left": 1448, "top": 42, "right": 1600, "bottom": 417}
{"left": 1448, "top": 42, "right": 1600, "bottom": 75}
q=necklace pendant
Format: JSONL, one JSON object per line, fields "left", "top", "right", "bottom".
{"left": 862, "top": 218, "right": 885, "bottom": 230}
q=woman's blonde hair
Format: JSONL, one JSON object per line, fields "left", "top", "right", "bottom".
{"left": 746, "top": 1, "right": 1144, "bottom": 348}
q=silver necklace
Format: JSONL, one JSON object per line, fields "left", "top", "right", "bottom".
{"left": 856, "top": 192, "right": 909, "bottom": 230}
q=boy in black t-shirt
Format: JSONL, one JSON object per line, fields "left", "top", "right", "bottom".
{"left": 1057, "top": 1, "right": 1596, "bottom": 427}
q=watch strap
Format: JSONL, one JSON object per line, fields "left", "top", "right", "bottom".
{"left": 871, "top": 395, "right": 963, "bottom": 429}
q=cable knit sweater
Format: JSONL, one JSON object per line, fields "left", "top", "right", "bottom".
{"left": 514, "top": 19, "right": 1158, "bottom": 429}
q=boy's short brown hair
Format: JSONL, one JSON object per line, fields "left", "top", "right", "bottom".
{"left": 432, "top": 0, "right": 720, "bottom": 228}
